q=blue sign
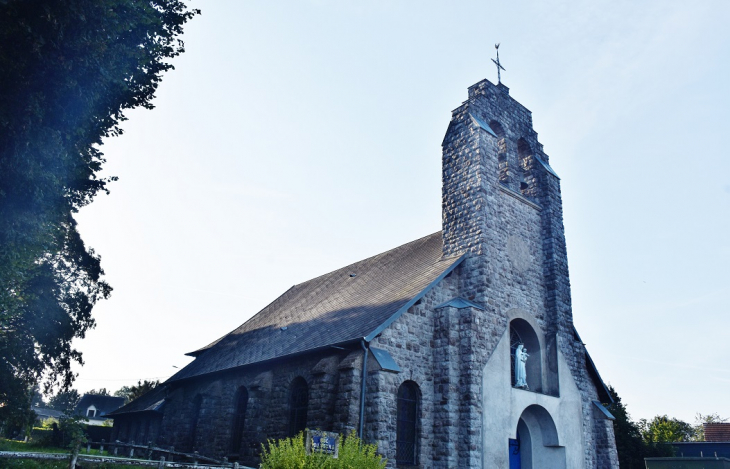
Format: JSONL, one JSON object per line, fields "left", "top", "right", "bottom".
{"left": 306, "top": 430, "right": 339, "bottom": 458}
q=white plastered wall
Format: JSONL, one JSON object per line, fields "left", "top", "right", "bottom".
{"left": 482, "top": 319, "right": 586, "bottom": 469}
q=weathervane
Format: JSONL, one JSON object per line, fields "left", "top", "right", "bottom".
{"left": 492, "top": 43, "right": 505, "bottom": 84}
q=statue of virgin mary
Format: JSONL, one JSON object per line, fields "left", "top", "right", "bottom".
{"left": 514, "top": 344, "right": 529, "bottom": 389}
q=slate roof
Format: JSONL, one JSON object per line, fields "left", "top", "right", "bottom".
{"left": 32, "top": 407, "right": 65, "bottom": 420}
{"left": 107, "top": 386, "right": 167, "bottom": 417}
{"left": 74, "top": 394, "right": 125, "bottom": 417}
{"left": 168, "top": 232, "right": 463, "bottom": 383}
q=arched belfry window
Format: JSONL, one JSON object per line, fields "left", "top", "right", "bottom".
{"left": 517, "top": 138, "right": 533, "bottom": 195}
{"left": 489, "top": 120, "right": 506, "bottom": 138}
{"left": 396, "top": 381, "right": 420, "bottom": 466}
{"left": 510, "top": 319, "right": 543, "bottom": 393}
{"left": 229, "top": 386, "right": 249, "bottom": 453}
{"left": 489, "top": 120, "right": 511, "bottom": 185}
{"left": 288, "top": 377, "right": 308, "bottom": 436}
{"left": 190, "top": 394, "right": 203, "bottom": 450}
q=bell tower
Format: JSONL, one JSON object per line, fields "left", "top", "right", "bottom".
{"left": 441, "top": 79, "right": 568, "bottom": 339}
{"left": 440, "top": 79, "right": 618, "bottom": 468}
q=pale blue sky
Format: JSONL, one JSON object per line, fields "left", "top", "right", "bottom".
{"left": 74, "top": 0, "right": 730, "bottom": 423}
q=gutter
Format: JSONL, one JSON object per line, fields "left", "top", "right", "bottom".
{"left": 358, "top": 338, "right": 370, "bottom": 439}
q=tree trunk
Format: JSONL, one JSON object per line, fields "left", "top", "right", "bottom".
{"left": 69, "top": 442, "right": 80, "bottom": 469}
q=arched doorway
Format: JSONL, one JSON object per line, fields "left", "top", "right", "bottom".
{"left": 509, "top": 405, "right": 566, "bottom": 469}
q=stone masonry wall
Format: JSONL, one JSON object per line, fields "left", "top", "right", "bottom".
{"left": 370, "top": 269, "right": 459, "bottom": 468}
{"left": 154, "top": 350, "right": 363, "bottom": 467}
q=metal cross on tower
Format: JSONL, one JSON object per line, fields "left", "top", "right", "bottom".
{"left": 492, "top": 43, "right": 506, "bottom": 84}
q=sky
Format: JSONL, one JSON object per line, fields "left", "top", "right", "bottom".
{"left": 72, "top": 0, "right": 730, "bottom": 424}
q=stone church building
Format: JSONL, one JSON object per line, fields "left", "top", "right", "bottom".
{"left": 109, "top": 79, "right": 619, "bottom": 468}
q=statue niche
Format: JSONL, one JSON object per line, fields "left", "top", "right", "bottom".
{"left": 509, "top": 318, "right": 542, "bottom": 393}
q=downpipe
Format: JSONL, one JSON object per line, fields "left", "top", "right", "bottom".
{"left": 358, "top": 338, "right": 369, "bottom": 439}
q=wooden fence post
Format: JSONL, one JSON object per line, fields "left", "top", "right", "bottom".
{"left": 100, "top": 439, "right": 105, "bottom": 454}
{"left": 114, "top": 440, "right": 120, "bottom": 456}
{"left": 158, "top": 456, "right": 166, "bottom": 468}
{"left": 129, "top": 440, "right": 135, "bottom": 458}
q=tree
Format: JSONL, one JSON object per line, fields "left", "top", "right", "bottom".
{"left": 86, "top": 388, "right": 111, "bottom": 397}
{"left": 0, "top": 0, "right": 199, "bottom": 429}
{"left": 30, "top": 385, "right": 45, "bottom": 407}
{"left": 640, "top": 415, "right": 696, "bottom": 444}
{"left": 693, "top": 413, "right": 727, "bottom": 442}
{"left": 606, "top": 385, "right": 674, "bottom": 468}
{"left": 114, "top": 380, "right": 160, "bottom": 404}
{"left": 47, "top": 389, "right": 81, "bottom": 413}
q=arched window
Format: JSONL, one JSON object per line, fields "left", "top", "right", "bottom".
{"left": 396, "top": 381, "right": 420, "bottom": 466}
{"left": 229, "top": 386, "right": 249, "bottom": 453}
{"left": 190, "top": 394, "right": 203, "bottom": 450}
{"left": 288, "top": 377, "right": 308, "bottom": 436}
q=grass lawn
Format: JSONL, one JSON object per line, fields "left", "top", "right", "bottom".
{"left": 0, "top": 439, "right": 66, "bottom": 454}
{"left": 0, "top": 438, "right": 110, "bottom": 456}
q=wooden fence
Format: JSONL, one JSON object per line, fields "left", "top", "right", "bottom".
{"left": 0, "top": 439, "right": 257, "bottom": 469}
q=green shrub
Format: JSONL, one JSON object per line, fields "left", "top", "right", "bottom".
{"left": 260, "top": 431, "right": 386, "bottom": 469}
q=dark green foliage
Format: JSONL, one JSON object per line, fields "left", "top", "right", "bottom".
{"left": 47, "top": 389, "right": 80, "bottom": 413}
{"left": 606, "top": 385, "right": 674, "bottom": 469}
{"left": 30, "top": 386, "right": 45, "bottom": 408}
{"left": 0, "top": 0, "right": 198, "bottom": 429}
{"left": 113, "top": 380, "right": 160, "bottom": 404}
{"left": 260, "top": 431, "right": 387, "bottom": 469}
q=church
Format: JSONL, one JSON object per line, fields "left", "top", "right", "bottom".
{"left": 109, "top": 77, "right": 619, "bottom": 469}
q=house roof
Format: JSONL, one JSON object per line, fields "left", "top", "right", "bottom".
{"left": 168, "top": 232, "right": 463, "bottom": 383}
{"left": 74, "top": 394, "right": 125, "bottom": 417}
{"left": 32, "top": 407, "right": 65, "bottom": 419}
{"left": 705, "top": 423, "right": 730, "bottom": 442}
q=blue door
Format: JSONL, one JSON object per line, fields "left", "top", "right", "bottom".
{"left": 508, "top": 432, "right": 521, "bottom": 469}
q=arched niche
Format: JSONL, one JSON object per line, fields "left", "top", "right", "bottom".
{"left": 510, "top": 318, "right": 542, "bottom": 393}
